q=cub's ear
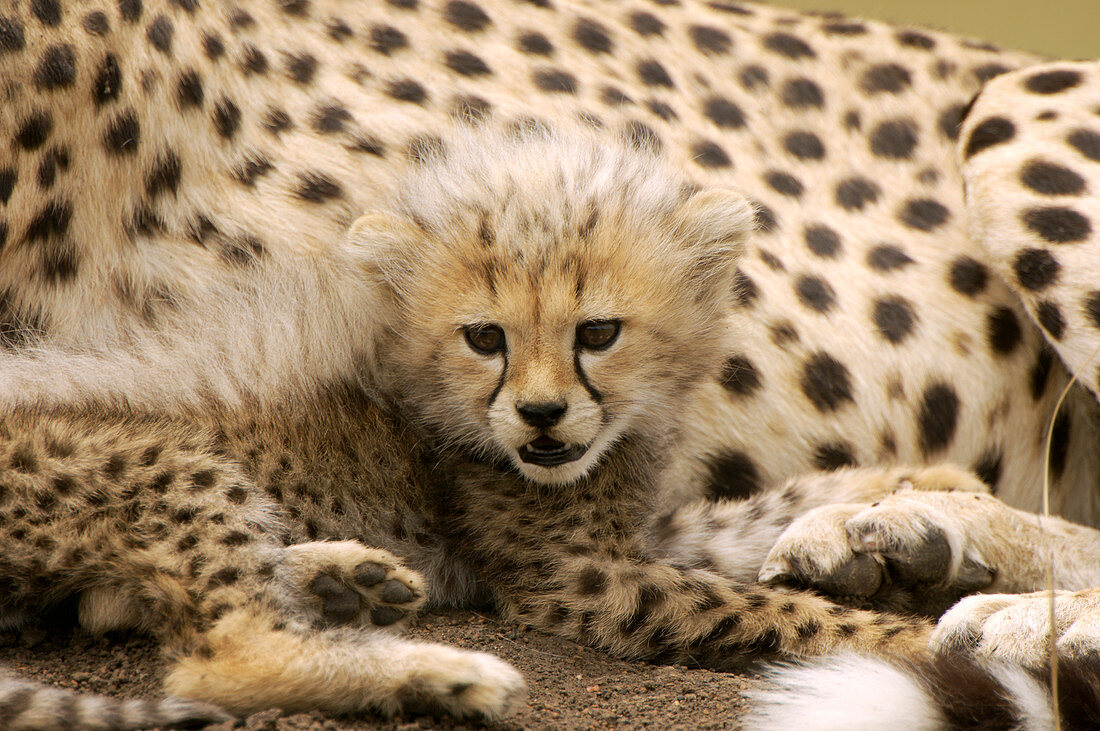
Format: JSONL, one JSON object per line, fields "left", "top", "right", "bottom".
{"left": 344, "top": 211, "right": 422, "bottom": 295}
{"left": 671, "top": 187, "right": 754, "bottom": 283}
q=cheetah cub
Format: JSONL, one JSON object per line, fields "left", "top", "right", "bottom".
{"left": 0, "top": 130, "right": 932, "bottom": 727}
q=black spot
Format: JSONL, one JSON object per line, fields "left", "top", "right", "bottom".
{"left": 801, "top": 352, "right": 854, "bottom": 412}
{"left": 795, "top": 275, "right": 835, "bottom": 313}
{"left": 870, "top": 119, "right": 918, "bottom": 159}
{"left": 917, "top": 382, "right": 960, "bottom": 456}
{"left": 517, "top": 32, "right": 553, "bottom": 55}
{"left": 822, "top": 21, "right": 866, "bottom": 35}
{"left": 370, "top": 25, "right": 407, "bottom": 55}
{"left": 574, "top": 17, "right": 613, "bottom": 54}
{"left": 720, "top": 355, "right": 761, "bottom": 396}
{"left": 1023, "top": 207, "right": 1091, "bottom": 244}
{"left": 973, "top": 63, "right": 1011, "bottom": 84}
{"left": 444, "top": 49, "right": 491, "bottom": 76}
{"left": 628, "top": 11, "right": 664, "bottom": 36}
{"left": 948, "top": 256, "right": 988, "bottom": 297}
{"left": 703, "top": 96, "right": 745, "bottom": 129}
{"left": 646, "top": 100, "right": 676, "bottom": 121}
{"left": 813, "top": 442, "right": 856, "bottom": 470}
{"left": 0, "top": 16, "right": 26, "bottom": 52}
{"left": 32, "top": 0, "right": 61, "bottom": 26}
{"left": 739, "top": 65, "right": 768, "bottom": 90}
{"left": 212, "top": 98, "right": 241, "bottom": 140}
{"left": 964, "top": 117, "right": 1015, "bottom": 159}
{"left": 804, "top": 225, "right": 841, "bottom": 258}
{"left": 732, "top": 268, "right": 758, "bottom": 307}
{"left": 15, "top": 111, "right": 53, "bottom": 150}
{"left": 241, "top": 45, "right": 268, "bottom": 75}
{"left": 451, "top": 95, "right": 492, "bottom": 122}
{"left": 705, "top": 450, "right": 762, "bottom": 500}
{"left": 897, "top": 30, "right": 935, "bottom": 49}
{"left": 311, "top": 104, "right": 351, "bottom": 134}
{"left": 146, "top": 15, "right": 173, "bottom": 53}
{"left": 264, "top": 108, "right": 293, "bottom": 135}
{"left": 689, "top": 24, "right": 731, "bottom": 55}
{"left": 1048, "top": 409, "right": 1070, "bottom": 478}
{"left": 843, "top": 111, "right": 860, "bottom": 131}
{"left": 1021, "top": 161, "right": 1086, "bottom": 196}
{"left": 175, "top": 69, "right": 203, "bottom": 109}
{"left": 861, "top": 63, "right": 911, "bottom": 94}
{"left": 578, "top": 567, "right": 607, "bottom": 595}
{"left": 1012, "top": 249, "right": 1061, "bottom": 294}
{"left": 752, "top": 202, "right": 776, "bottom": 233}
{"left": 938, "top": 103, "right": 967, "bottom": 141}
{"left": 1086, "top": 291, "right": 1100, "bottom": 329}
{"left": 637, "top": 59, "right": 673, "bottom": 88}
{"left": 0, "top": 167, "right": 15, "bottom": 204}
{"left": 766, "top": 170, "right": 803, "bottom": 197}
{"left": 835, "top": 177, "right": 880, "bottom": 210}
{"left": 233, "top": 155, "right": 274, "bottom": 186}
{"left": 25, "top": 199, "right": 72, "bottom": 242}
{"left": 1030, "top": 346, "right": 1055, "bottom": 401}
{"left": 873, "top": 296, "right": 916, "bottom": 344}
{"left": 692, "top": 140, "right": 731, "bottom": 168}
{"left": 34, "top": 44, "right": 76, "bottom": 90}
{"left": 763, "top": 32, "right": 814, "bottom": 59}
{"left": 783, "top": 131, "right": 825, "bottom": 161}
{"left": 387, "top": 0, "right": 418, "bottom": 8}
{"left": 900, "top": 199, "right": 949, "bottom": 232}
{"left": 203, "top": 33, "right": 225, "bottom": 60}
{"left": 1025, "top": 69, "right": 1082, "bottom": 94}
{"left": 444, "top": 0, "right": 491, "bottom": 32}
{"left": 867, "top": 244, "right": 914, "bottom": 272}
{"left": 295, "top": 172, "right": 343, "bottom": 203}
{"left": 386, "top": 78, "right": 427, "bottom": 104}
{"left": 987, "top": 307, "right": 1022, "bottom": 355}
{"left": 276, "top": 0, "right": 309, "bottom": 16}
{"left": 83, "top": 10, "right": 110, "bottom": 35}
{"left": 533, "top": 68, "right": 577, "bottom": 94}
{"left": 327, "top": 19, "right": 352, "bottom": 41}
{"left": 624, "top": 120, "right": 661, "bottom": 153}
{"left": 118, "top": 0, "right": 142, "bottom": 23}
{"left": 971, "top": 449, "right": 1003, "bottom": 491}
{"left": 759, "top": 250, "right": 784, "bottom": 271}
{"left": 145, "top": 151, "right": 181, "bottom": 199}
{"left": 285, "top": 53, "right": 318, "bottom": 84}
{"left": 1068, "top": 129, "right": 1100, "bottom": 162}
{"left": 781, "top": 78, "right": 823, "bottom": 109}
{"left": 104, "top": 110, "right": 140, "bottom": 155}
{"left": 1036, "top": 301, "right": 1066, "bottom": 341}
{"left": 93, "top": 54, "right": 122, "bottom": 107}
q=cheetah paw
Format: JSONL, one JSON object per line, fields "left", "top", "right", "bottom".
{"left": 393, "top": 643, "right": 527, "bottom": 720}
{"left": 932, "top": 588, "right": 1100, "bottom": 667}
{"left": 278, "top": 541, "right": 426, "bottom": 628}
{"left": 759, "top": 487, "right": 996, "bottom": 615}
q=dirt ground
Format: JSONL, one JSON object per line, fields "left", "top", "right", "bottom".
{"left": 0, "top": 607, "right": 758, "bottom": 730}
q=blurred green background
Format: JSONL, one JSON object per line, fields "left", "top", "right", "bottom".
{"left": 776, "top": 0, "right": 1099, "bottom": 58}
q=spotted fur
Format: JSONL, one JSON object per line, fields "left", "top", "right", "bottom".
{"left": 1, "top": 0, "right": 1100, "bottom": 726}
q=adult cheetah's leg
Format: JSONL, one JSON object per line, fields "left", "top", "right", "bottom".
{"left": 0, "top": 409, "right": 523, "bottom": 720}
{"left": 961, "top": 60, "right": 1100, "bottom": 403}
{"left": 650, "top": 465, "right": 974, "bottom": 584}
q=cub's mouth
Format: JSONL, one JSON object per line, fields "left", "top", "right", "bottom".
{"left": 518, "top": 436, "right": 588, "bottom": 466}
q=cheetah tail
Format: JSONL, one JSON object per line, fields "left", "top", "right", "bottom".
{"left": 743, "top": 653, "right": 1100, "bottom": 730}
{"left": 0, "top": 668, "right": 233, "bottom": 730}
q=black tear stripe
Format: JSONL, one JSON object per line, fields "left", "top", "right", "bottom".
{"left": 487, "top": 352, "right": 508, "bottom": 407}
{"left": 573, "top": 350, "right": 603, "bottom": 404}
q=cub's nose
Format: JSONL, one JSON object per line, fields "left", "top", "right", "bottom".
{"left": 516, "top": 400, "right": 568, "bottom": 428}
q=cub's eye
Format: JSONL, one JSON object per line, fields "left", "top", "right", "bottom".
{"left": 464, "top": 324, "right": 506, "bottom": 354}
{"left": 576, "top": 320, "right": 621, "bottom": 350}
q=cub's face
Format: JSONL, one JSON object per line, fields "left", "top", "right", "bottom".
{"left": 350, "top": 133, "right": 752, "bottom": 485}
